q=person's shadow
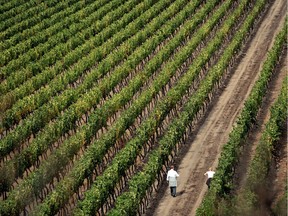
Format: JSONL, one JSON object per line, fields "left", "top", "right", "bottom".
{"left": 176, "top": 190, "right": 185, "bottom": 196}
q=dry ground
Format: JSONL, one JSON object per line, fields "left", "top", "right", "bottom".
{"left": 144, "top": 0, "right": 287, "bottom": 215}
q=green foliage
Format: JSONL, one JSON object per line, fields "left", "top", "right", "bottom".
{"left": 197, "top": 16, "right": 287, "bottom": 215}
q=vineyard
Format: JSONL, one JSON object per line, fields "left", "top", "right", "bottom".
{"left": 0, "top": 0, "right": 286, "bottom": 215}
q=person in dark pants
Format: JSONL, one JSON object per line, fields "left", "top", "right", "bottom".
{"left": 204, "top": 167, "right": 215, "bottom": 189}
{"left": 167, "top": 165, "right": 179, "bottom": 197}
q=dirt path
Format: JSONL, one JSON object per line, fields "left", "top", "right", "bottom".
{"left": 144, "top": 0, "right": 287, "bottom": 215}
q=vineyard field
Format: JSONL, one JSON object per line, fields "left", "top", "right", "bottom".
{"left": 0, "top": 0, "right": 287, "bottom": 215}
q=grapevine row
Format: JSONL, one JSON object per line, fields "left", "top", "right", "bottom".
{"left": 0, "top": 0, "right": 68, "bottom": 34}
{"left": 234, "top": 75, "right": 287, "bottom": 215}
{"left": 0, "top": 0, "right": 138, "bottom": 120}
{"left": 0, "top": 0, "right": 174, "bottom": 159}
{"left": 73, "top": 0, "right": 253, "bottom": 214}
{"left": 0, "top": 0, "right": 119, "bottom": 91}
{"left": 32, "top": 0, "right": 245, "bottom": 214}
{"left": 0, "top": 0, "right": 83, "bottom": 47}
{"left": 0, "top": 0, "right": 154, "bottom": 117}
{"left": 196, "top": 7, "right": 286, "bottom": 216}
{"left": 0, "top": 0, "right": 193, "bottom": 200}
{"left": 103, "top": 0, "right": 267, "bottom": 214}
{"left": 0, "top": 0, "right": 126, "bottom": 82}
{"left": 0, "top": 0, "right": 40, "bottom": 20}
{"left": 35, "top": 0, "right": 246, "bottom": 213}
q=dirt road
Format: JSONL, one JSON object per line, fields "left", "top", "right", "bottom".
{"left": 144, "top": 0, "right": 287, "bottom": 215}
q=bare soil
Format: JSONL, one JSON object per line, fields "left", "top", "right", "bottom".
{"left": 144, "top": 0, "right": 287, "bottom": 215}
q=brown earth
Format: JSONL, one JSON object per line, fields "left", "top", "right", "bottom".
{"left": 144, "top": 0, "right": 287, "bottom": 215}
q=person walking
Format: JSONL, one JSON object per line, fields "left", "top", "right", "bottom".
{"left": 204, "top": 167, "right": 215, "bottom": 189}
{"left": 166, "top": 165, "right": 179, "bottom": 197}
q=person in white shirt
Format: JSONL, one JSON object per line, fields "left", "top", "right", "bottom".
{"left": 204, "top": 167, "right": 215, "bottom": 189}
{"left": 166, "top": 165, "right": 179, "bottom": 197}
